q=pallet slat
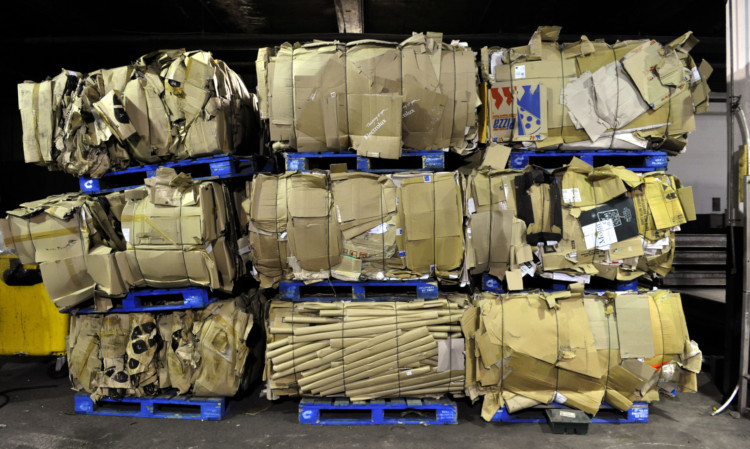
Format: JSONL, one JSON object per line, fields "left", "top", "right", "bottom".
{"left": 279, "top": 280, "right": 439, "bottom": 301}
{"left": 74, "top": 395, "right": 227, "bottom": 420}
{"left": 298, "top": 398, "right": 457, "bottom": 425}
{"left": 284, "top": 150, "right": 444, "bottom": 173}
{"left": 79, "top": 154, "right": 263, "bottom": 194}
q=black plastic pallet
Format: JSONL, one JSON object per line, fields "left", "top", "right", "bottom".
{"left": 491, "top": 402, "right": 648, "bottom": 424}
{"left": 480, "top": 272, "right": 638, "bottom": 294}
{"left": 509, "top": 150, "right": 668, "bottom": 172}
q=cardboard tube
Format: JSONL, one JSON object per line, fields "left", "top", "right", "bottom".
{"left": 266, "top": 337, "right": 290, "bottom": 351}
{"left": 292, "top": 312, "right": 438, "bottom": 336}
{"left": 272, "top": 341, "right": 329, "bottom": 365}
{"left": 283, "top": 316, "right": 342, "bottom": 324}
{"left": 297, "top": 332, "right": 431, "bottom": 389}
{"left": 310, "top": 348, "right": 439, "bottom": 395}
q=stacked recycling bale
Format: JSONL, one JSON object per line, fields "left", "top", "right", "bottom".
{"left": 5, "top": 51, "right": 263, "bottom": 403}
{"left": 480, "top": 26, "right": 711, "bottom": 153}
{"left": 250, "top": 28, "right": 705, "bottom": 418}
{"left": 255, "top": 33, "right": 481, "bottom": 158}
{"left": 18, "top": 49, "right": 257, "bottom": 178}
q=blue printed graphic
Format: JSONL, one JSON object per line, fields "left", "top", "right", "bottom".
{"left": 515, "top": 85, "right": 543, "bottom": 137}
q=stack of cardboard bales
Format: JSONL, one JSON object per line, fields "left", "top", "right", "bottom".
{"left": 462, "top": 286, "right": 701, "bottom": 420}
{"left": 256, "top": 33, "right": 481, "bottom": 159}
{"left": 463, "top": 146, "right": 696, "bottom": 289}
{"left": 18, "top": 49, "right": 256, "bottom": 178}
{"left": 481, "top": 27, "right": 712, "bottom": 153}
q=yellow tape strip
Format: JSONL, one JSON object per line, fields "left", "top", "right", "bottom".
{"left": 7, "top": 226, "right": 79, "bottom": 243}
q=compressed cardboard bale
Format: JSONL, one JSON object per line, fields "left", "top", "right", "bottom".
{"left": 67, "top": 295, "right": 256, "bottom": 400}
{"left": 1, "top": 192, "right": 125, "bottom": 310}
{"left": 119, "top": 167, "right": 241, "bottom": 292}
{"left": 482, "top": 28, "right": 712, "bottom": 153}
{"left": 256, "top": 34, "right": 479, "bottom": 156}
{"left": 18, "top": 50, "right": 254, "bottom": 178}
{"left": 473, "top": 159, "right": 696, "bottom": 290}
{"left": 463, "top": 287, "right": 699, "bottom": 420}
{"left": 264, "top": 295, "right": 468, "bottom": 400}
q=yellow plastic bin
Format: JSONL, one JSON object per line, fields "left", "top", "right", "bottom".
{"left": 0, "top": 255, "right": 69, "bottom": 357}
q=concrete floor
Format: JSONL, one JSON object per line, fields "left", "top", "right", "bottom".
{"left": 0, "top": 357, "right": 748, "bottom": 449}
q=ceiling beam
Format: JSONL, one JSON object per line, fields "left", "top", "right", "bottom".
{"left": 334, "top": 0, "right": 363, "bottom": 34}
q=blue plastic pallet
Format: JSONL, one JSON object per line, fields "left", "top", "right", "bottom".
{"left": 299, "top": 398, "right": 457, "bottom": 425}
{"left": 509, "top": 150, "right": 667, "bottom": 172}
{"left": 482, "top": 273, "right": 505, "bottom": 294}
{"left": 279, "top": 280, "right": 439, "bottom": 301}
{"left": 284, "top": 150, "right": 444, "bottom": 173}
{"left": 491, "top": 402, "right": 648, "bottom": 424}
{"left": 72, "top": 287, "right": 216, "bottom": 314}
{"left": 79, "top": 154, "right": 263, "bottom": 194}
{"left": 74, "top": 395, "right": 227, "bottom": 420}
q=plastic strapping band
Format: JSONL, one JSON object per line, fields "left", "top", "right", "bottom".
{"left": 488, "top": 172, "right": 493, "bottom": 279}
{"left": 610, "top": 48, "right": 621, "bottom": 150}
{"left": 451, "top": 46, "right": 457, "bottom": 146}
{"left": 432, "top": 175, "right": 437, "bottom": 277}
{"left": 24, "top": 215, "right": 38, "bottom": 260}
{"left": 343, "top": 44, "right": 350, "bottom": 151}
{"left": 554, "top": 293, "right": 561, "bottom": 400}
{"left": 130, "top": 199, "right": 149, "bottom": 288}
{"left": 177, "top": 187, "right": 192, "bottom": 287}
{"left": 654, "top": 292, "right": 666, "bottom": 382}
{"left": 380, "top": 181, "right": 386, "bottom": 279}
{"left": 290, "top": 46, "right": 297, "bottom": 145}
{"left": 603, "top": 294, "right": 613, "bottom": 400}
{"left": 395, "top": 299, "right": 401, "bottom": 397}
{"left": 560, "top": 44, "right": 565, "bottom": 147}
{"left": 326, "top": 175, "right": 333, "bottom": 283}
{"left": 274, "top": 176, "right": 284, "bottom": 281}
{"left": 341, "top": 301, "right": 347, "bottom": 396}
